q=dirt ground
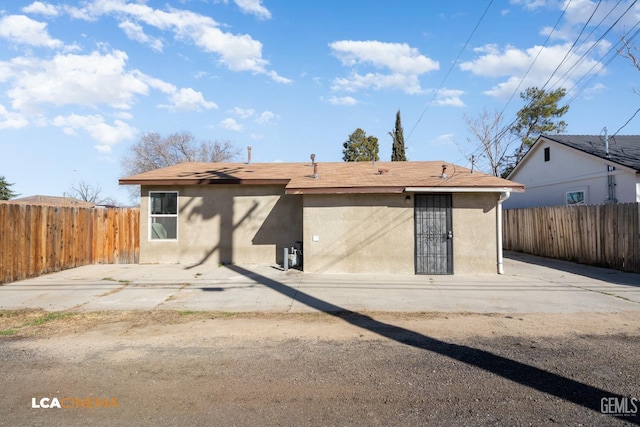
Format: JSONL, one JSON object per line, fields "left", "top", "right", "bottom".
{"left": 1, "top": 310, "right": 639, "bottom": 426}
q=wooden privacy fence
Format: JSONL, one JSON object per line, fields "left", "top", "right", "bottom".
{"left": 0, "top": 204, "right": 140, "bottom": 284}
{"left": 503, "top": 203, "right": 640, "bottom": 273}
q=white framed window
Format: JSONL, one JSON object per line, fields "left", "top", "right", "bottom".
{"left": 566, "top": 190, "right": 585, "bottom": 206}
{"left": 149, "top": 191, "right": 178, "bottom": 240}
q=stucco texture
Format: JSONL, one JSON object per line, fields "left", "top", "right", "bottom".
{"left": 139, "top": 186, "right": 500, "bottom": 275}
{"left": 140, "top": 185, "right": 302, "bottom": 266}
{"left": 452, "top": 192, "right": 499, "bottom": 274}
{"left": 302, "top": 192, "right": 499, "bottom": 274}
{"left": 302, "top": 193, "right": 415, "bottom": 274}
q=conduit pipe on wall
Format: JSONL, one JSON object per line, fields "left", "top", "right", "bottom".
{"left": 497, "top": 191, "right": 510, "bottom": 274}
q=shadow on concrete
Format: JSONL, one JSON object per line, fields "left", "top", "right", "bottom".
{"left": 505, "top": 251, "right": 640, "bottom": 287}
{"left": 225, "top": 263, "right": 639, "bottom": 424}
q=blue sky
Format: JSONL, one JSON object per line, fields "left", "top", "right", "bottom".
{"left": 1, "top": 0, "right": 640, "bottom": 204}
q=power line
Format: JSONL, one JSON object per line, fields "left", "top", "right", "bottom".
{"left": 497, "top": 0, "right": 573, "bottom": 119}
{"left": 550, "top": 0, "right": 636, "bottom": 93}
{"left": 489, "top": 0, "right": 638, "bottom": 153}
{"left": 612, "top": 106, "right": 640, "bottom": 136}
{"left": 406, "top": 0, "right": 494, "bottom": 143}
{"left": 564, "top": 24, "right": 640, "bottom": 106}
{"left": 539, "top": 0, "right": 603, "bottom": 92}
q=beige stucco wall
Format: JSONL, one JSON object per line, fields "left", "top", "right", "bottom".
{"left": 139, "top": 186, "right": 500, "bottom": 274}
{"left": 302, "top": 192, "right": 500, "bottom": 275}
{"left": 452, "top": 192, "right": 499, "bottom": 274}
{"left": 302, "top": 193, "right": 415, "bottom": 274}
{"left": 140, "top": 185, "right": 302, "bottom": 266}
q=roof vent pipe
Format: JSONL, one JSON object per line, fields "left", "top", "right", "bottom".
{"left": 440, "top": 164, "right": 447, "bottom": 180}
{"left": 313, "top": 163, "right": 318, "bottom": 179}
{"left": 247, "top": 146, "right": 252, "bottom": 164}
{"left": 604, "top": 127, "right": 610, "bottom": 158}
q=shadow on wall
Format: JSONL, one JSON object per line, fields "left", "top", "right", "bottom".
{"left": 252, "top": 195, "right": 303, "bottom": 266}
{"left": 182, "top": 186, "right": 301, "bottom": 269}
{"left": 224, "top": 263, "right": 639, "bottom": 425}
{"left": 179, "top": 166, "right": 255, "bottom": 268}
{"left": 182, "top": 192, "right": 258, "bottom": 269}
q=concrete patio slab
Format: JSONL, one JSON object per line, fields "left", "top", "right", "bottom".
{"left": 0, "top": 252, "right": 638, "bottom": 313}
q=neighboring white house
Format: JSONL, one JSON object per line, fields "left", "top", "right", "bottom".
{"left": 505, "top": 134, "right": 640, "bottom": 209}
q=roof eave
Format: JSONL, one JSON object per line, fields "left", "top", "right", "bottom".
{"left": 405, "top": 186, "right": 524, "bottom": 193}
{"left": 285, "top": 186, "right": 405, "bottom": 195}
{"left": 119, "top": 178, "right": 291, "bottom": 186}
{"left": 285, "top": 186, "right": 524, "bottom": 195}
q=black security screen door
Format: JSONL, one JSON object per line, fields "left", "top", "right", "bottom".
{"left": 415, "top": 194, "right": 453, "bottom": 275}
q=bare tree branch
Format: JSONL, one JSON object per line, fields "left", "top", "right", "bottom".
{"left": 463, "top": 108, "right": 517, "bottom": 177}
{"left": 68, "top": 181, "right": 116, "bottom": 205}
{"left": 122, "top": 131, "right": 241, "bottom": 177}
{"left": 121, "top": 131, "right": 242, "bottom": 203}
{"left": 619, "top": 35, "right": 640, "bottom": 71}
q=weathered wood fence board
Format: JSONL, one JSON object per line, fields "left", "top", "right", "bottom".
{"left": 0, "top": 204, "right": 139, "bottom": 284}
{"left": 503, "top": 203, "right": 640, "bottom": 273}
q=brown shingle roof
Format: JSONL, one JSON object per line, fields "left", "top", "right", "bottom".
{"left": 119, "top": 161, "right": 523, "bottom": 194}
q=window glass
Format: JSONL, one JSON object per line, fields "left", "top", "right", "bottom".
{"left": 566, "top": 191, "right": 585, "bottom": 205}
{"left": 151, "top": 192, "right": 177, "bottom": 215}
{"left": 149, "top": 192, "right": 178, "bottom": 240}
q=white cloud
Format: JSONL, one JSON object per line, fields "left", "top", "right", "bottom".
{"left": 230, "top": 107, "right": 255, "bottom": 118}
{"left": 433, "top": 89, "right": 465, "bottom": 107}
{"left": 119, "top": 20, "right": 164, "bottom": 52}
{"left": 582, "top": 82, "right": 606, "bottom": 99}
{"left": 52, "top": 114, "right": 137, "bottom": 152}
{"left": 221, "top": 117, "right": 242, "bottom": 131}
{"left": 459, "top": 42, "right": 602, "bottom": 98}
{"left": 113, "top": 111, "right": 133, "bottom": 120}
{"left": 0, "top": 104, "right": 28, "bottom": 129}
{"left": 161, "top": 88, "right": 218, "bottom": 111}
{"left": 433, "top": 133, "right": 456, "bottom": 146}
{"left": 563, "top": 0, "right": 638, "bottom": 27}
{"left": 331, "top": 40, "right": 439, "bottom": 74}
{"left": 4, "top": 50, "right": 149, "bottom": 112}
{"left": 331, "top": 72, "right": 425, "bottom": 94}
{"left": 0, "top": 15, "right": 63, "bottom": 48}
{"left": 22, "top": 1, "right": 60, "bottom": 16}
{"left": 509, "top": 0, "right": 547, "bottom": 11}
{"left": 68, "top": 0, "right": 289, "bottom": 83}
{"left": 255, "top": 111, "right": 276, "bottom": 124}
{"left": 513, "top": 1, "right": 640, "bottom": 44}
{"left": 234, "top": 0, "right": 272, "bottom": 19}
{"left": 329, "top": 40, "right": 438, "bottom": 94}
{"left": 327, "top": 96, "right": 359, "bottom": 105}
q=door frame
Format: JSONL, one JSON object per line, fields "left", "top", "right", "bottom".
{"left": 414, "top": 193, "right": 453, "bottom": 275}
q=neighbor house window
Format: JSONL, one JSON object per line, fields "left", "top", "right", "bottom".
{"left": 566, "top": 190, "right": 585, "bottom": 206}
{"left": 149, "top": 192, "right": 178, "bottom": 240}
{"left": 544, "top": 147, "right": 550, "bottom": 162}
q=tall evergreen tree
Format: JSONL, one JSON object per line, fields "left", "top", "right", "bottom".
{"left": 389, "top": 110, "right": 407, "bottom": 161}
{"left": 342, "top": 128, "right": 379, "bottom": 162}
{"left": 510, "top": 87, "right": 569, "bottom": 163}
{"left": 0, "top": 175, "right": 19, "bottom": 200}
